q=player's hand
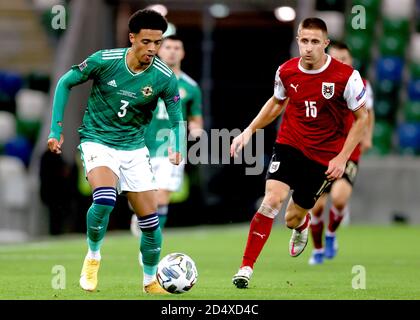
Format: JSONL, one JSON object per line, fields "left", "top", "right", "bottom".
{"left": 47, "top": 134, "right": 64, "bottom": 154}
{"left": 168, "top": 147, "right": 182, "bottom": 165}
{"left": 230, "top": 127, "right": 253, "bottom": 158}
{"left": 325, "top": 155, "right": 347, "bottom": 181}
{"left": 360, "top": 137, "right": 373, "bottom": 154}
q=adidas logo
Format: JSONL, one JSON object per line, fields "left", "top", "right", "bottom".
{"left": 107, "top": 80, "right": 117, "bottom": 87}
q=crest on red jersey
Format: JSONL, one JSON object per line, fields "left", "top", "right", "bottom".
{"left": 322, "top": 82, "right": 335, "bottom": 99}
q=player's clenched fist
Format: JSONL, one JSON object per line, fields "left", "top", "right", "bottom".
{"left": 47, "top": 134, "right": 64, "bottom": 154}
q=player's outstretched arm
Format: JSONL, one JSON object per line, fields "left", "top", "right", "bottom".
{"left": 164, "top": 78, "right": 186, "bottom": 165}
{"left": 47, "top": 69, "right": 87, "bottom": 154}
{"left": 230, "top": 96, "right": 287, "bottom": 157}
{"left": 326, "top": 106, "right": 368, "bottom": 180}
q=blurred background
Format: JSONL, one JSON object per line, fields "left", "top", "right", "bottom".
{"left": 0, "top": 0, "right": 419, "bottom": 243}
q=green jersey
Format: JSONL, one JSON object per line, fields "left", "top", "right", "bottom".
{"left": 49, "top": 48, "right": 185, "bottom": 153}
{"left": 145, "top": 71, "right": 202, "bottom": 157}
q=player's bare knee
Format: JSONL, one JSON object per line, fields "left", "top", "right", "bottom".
{"left": 258, "top": 203, "right": 280, "bottom": 218}
{"left": 262, "top": 193, "right": 282, "bottom": 210}
{"left": 285, "top": 215, "right": 300, "bottom": 229}
{"left": 333, "top": 201, "right": 347, "bottom": 212}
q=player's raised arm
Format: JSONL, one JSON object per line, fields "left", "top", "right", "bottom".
{"left": 48, "top": 51, "right": 102, "bottom": 154}
{"left": 163, "top": 75, "right": 186, "bottom": 165}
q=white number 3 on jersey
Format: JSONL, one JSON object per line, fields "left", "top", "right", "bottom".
{"left": 118, "top": 100, "right": 129, "bottom": 118}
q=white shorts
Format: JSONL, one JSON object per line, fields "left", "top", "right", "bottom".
{"left": 151, "top": 157, "right": 185, "bottom": 192}
{"left": 79, "top": 141, "right": 157, "bottom": 193}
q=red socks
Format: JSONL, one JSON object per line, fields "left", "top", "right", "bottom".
{"left": 241, "top": 212, "right": 274, "bottom": 268}
{"left": 328, "top": 206, "right": 344, "bottom": 233}
{"left": 310, "top": 218, "right": 324, "bottom": 249}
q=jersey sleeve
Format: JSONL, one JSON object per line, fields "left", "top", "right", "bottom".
{"left": 365, "top": 80, "right": 374, "bottom": 110}
{"left": 70, "top": 50, "right": 103, "bottom": 81}
{"left": 274, "top": 66, "right": 287, "bottom": 100}
{"left": 189, "top": 85, "right": 203, "bottom": 117}
{"left": 343, "top": 70, "right": 367, "bottom": 111}
{"left": 162, "top": 75, "right": 187, "bottom": 157}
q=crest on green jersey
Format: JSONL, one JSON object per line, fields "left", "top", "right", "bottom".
{"left": 141, "top": 86, "right": 153, "bottom": 97}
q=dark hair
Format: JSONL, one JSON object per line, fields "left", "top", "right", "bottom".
{"left": 128, "top": 9, "right": 168, "bottom": 34}
{"left": 299, "top": 17, "right": 328, "bottom": 34}
{"left": 163, "top": 34, "right": 183, "bottom": 42}
{"left": 328, "top": 41, "right": 351, "bottom": 53}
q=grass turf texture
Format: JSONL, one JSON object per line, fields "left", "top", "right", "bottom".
{"left": 0, "top": 224, "right": 419, "bottom": 300}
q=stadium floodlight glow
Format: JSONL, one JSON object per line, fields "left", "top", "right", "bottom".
{"left": 209, "top": 3, "right": 230, "bottom": 18}
{"left": 146, "top": 4, "right": 168, "bottom": 17}
{"left": 274, "top": 6, "right": 296, "bottom": 22}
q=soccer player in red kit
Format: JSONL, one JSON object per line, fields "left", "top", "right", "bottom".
{"left": 308, "top": 41, "right": 375, "bottom": 265}
{"left": 230, "top": 18, "right": 368, "bottom": 289}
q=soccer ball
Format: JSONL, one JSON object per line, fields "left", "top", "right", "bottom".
{"left": 156, "top": 253, "right": 198, "bottom": 294}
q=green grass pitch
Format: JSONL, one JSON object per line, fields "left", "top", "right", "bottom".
{"left": 0, "top": 224, "right": 419, "bottom": 300}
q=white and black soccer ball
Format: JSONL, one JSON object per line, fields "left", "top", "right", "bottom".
{"left": 156, "top": 253, "right": 198, "bottom": 294}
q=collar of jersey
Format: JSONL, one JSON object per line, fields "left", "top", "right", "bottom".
{"left": 298, "top": 54, "right": 331, "bottom": 74}
{"left": 124, "top": 48, "right": 153, "bottom": 76}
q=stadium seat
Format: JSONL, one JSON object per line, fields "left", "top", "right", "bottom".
{"left": 382, "top": 0, "right": 415, "bottom": 19}
{"left": 345, "top": 31, "right": 372, "bottom": 58}
{"left": 0, "top": 111, "right": 16, "bottom": 145}
{"left": 374, "top": 99, "right": 398, "bottom": 121}
{"left": 376, "top": 57, "right": 404, "bottom": 82}
{"left": 380, "top": 34, "right": 407, "bottom": 57}
{"left": 382, "top": 18, "right": 410, "bottom": 37}
{"left": 314, "top": 11, "right": 345, "bottom": 40}
{"left": 15, "top": 89, "right": 47, "bottom": 141}
{"left": 16, "top": 89, "right": 48, "bottom": 122}
{"left": 410, "top": 63, "right": 420, "bottom": 79}
{"left": 404, "top": 101, "right": 420, "bottom": 122}
{"left": 0, "top": 71, "right": 24, "bottom": 99}
{"left": 0, "top": 156, "right": 29, "bottom": 209}
{"left": 371, "top": 120, "right": 393, "bottom": 155}
{"left": 375, "top": 79, "right": 400, "bottom": 98}
{"left": 398, "top": 123, "right": 420, "bottom": 153}
{"left": 408, "top": 79, "right": 420, "bottom": 101}
{"left": 4, "top": 136, "right": 33, "bottom": 167}
{"left": 409, "top": 34, "right": 420, "bottom": 63}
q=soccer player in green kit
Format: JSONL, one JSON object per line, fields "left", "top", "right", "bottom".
{"left": 47, "top": 9, "right": 185, "bottom": 294}
{"left": 130, "top": 35, "right": 203, "bottom": 237}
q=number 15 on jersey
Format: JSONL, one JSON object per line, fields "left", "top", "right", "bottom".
{"left": 305, "top": 101, "right": 317, "bottom": 118}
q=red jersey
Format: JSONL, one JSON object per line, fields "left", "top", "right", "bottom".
{"left": 348, "top": 78, "right": 374, "bottom": 162}
{"left": 274, "top": 55, "right": 366, "bottom": 167}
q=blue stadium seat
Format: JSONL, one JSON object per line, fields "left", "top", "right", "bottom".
{"left": 408, "top": 79, "right": 420, "bottom": 101}
{"left": 4, "top": 136, "right": 33, "bottom": 167}
{"left": 0, "top": 71, "right": 24, "bottom": 99}
{"left": 398, "top": 122, "right": 420, "bottom": 151}
{"left": 376, "top": 57, "right": 404, "bottom": 82}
